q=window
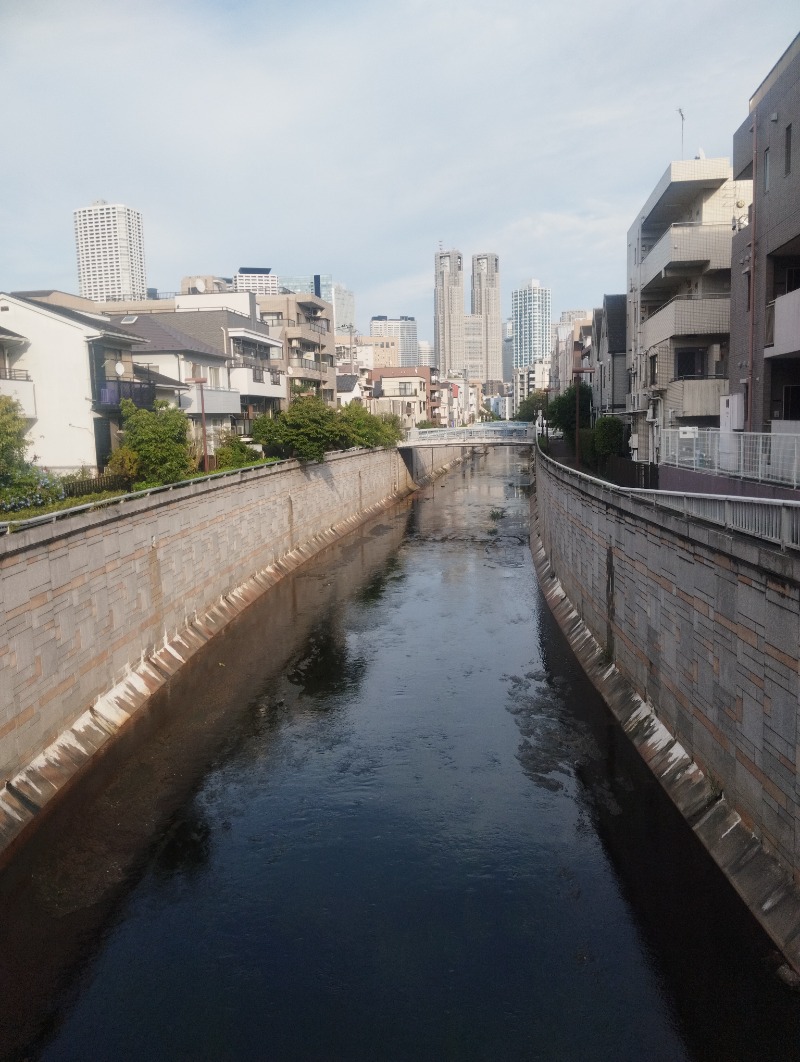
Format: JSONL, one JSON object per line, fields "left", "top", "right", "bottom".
{"left": 764, "top": 147, "right": 770, "bottom": 192}
{"left": 786, "top": 124, "right": 793, "bottom": 177}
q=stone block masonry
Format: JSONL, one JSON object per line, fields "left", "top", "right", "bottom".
{"left": 533, "top": 447, "right": 800, "bottom": 974}
{"left": 0, "top": 445, "right": 466, "bottom": 860}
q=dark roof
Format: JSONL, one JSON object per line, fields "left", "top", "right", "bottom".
{"left": 133, "top": 363, "right": 188, "bottom": 388}
{"left": 603, "top": 294, "right": 627, "bottom": 353}
{"left": 112, "top": 309, "right": 276, "bottom": 356}
{"left": 336, "top": 374, "right": 360, "bottom": 392}
{"left": 110, "top": 313, "right": 226, "bottom": 358}
{"left": 10, "top": 295, "right": 142, "bottom": 341}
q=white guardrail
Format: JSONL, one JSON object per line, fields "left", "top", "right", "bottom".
{"left": 541, "top": 447, "right": 800, "bottom": 553}
{"left": 661, "top": 428, "right": 800, "bottom": 490}
{"left": 405, "top": 423, "right": 537, "bottom": 445}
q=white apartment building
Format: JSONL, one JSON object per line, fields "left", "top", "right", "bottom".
{"left": 434, "top": 249, "right": 465, "bottom": 377}
{"left": 370, "top": 315, "right": 418, "bottom": 366}
{"left": 627, "top": 157, "right": 751, "bottom": 461}
{"left": 471, "top": 253, "right": 502, "bottom": 383}
{"left": 511, "top": 280, "right": 551, "bottom": 369}
{"left": 417, "top": 340, "right": 435, "bottom": 367}
{"left": 74, "top": 200, "right": 147, "bottom": 302}
{"left": 233, "top": 267, "right": 279, "bottom": 295}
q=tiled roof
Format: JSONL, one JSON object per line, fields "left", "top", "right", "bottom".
{"left": 336, "top": 374, "right": 360, "bottom": 392}
{"left": 109, "top": 313, "right": 226, "bottom": 359}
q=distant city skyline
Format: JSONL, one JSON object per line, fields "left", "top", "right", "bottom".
{"left": 3, "top": 4, "right": 797, "bottom": 339}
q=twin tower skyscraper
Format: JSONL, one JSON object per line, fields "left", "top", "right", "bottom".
{"left": 434, "top": 250, "right": 502, "bottom": 385}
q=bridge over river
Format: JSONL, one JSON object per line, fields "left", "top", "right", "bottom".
{"left": 403, "top": 421, "right": 537, "bottom": 446}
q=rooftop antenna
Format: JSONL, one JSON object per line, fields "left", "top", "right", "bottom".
{"left": 677, "top": 108, "right": 685, "bottom": 160}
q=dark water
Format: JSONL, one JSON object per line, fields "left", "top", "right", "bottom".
{"left": 2, "top": 449, "right": 799, "bottom": 1061}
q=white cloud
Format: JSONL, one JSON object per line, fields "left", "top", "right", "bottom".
{"left": 1, "top": 0, "right": 798, "bottom": 336}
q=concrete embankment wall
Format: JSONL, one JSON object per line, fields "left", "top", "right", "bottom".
{"left": 533, "top": 447, "right": 800, "bottom": 972}
{"left": 0, "top": 445, "right": 465, "bottom": 858}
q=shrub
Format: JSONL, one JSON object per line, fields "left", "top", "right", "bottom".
{"left": 215, "top": 431, "right": 262, "bottom": 470}
{"left": 0, "top": 469, "right": 66, "bottom": 513}
{"left": 593, "top": 416, "right": 627, "bottom": 465}
{"left": 0, "top": 395, "right": 30, "bottom": 483}
{"left": 116, "top": 399, "right": 192, "bottom": 485}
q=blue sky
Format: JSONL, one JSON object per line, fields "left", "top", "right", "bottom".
{"left": 1, "top": 1, "right": 798, "bottom": 340}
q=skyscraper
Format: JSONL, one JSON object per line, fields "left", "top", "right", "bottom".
{"left": 370, "top": 315, "right": 418, "bottom": 366}
{"left": 73, "top": 200, "right": 147, "bottom": 301}
{"left": 511, "top": 279, "right": 551, "bottom": 369}
{"left": 434, "top": 249, "right": 464, "bottom": 376}
{"left": 471, "top": 253, "right": 502, "bottom": 383}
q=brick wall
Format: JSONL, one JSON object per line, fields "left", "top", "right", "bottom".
{"left": 535, "top": 450, "right": 800, "bottom": 878}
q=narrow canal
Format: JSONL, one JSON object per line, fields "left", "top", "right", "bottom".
{"left": 1, "top": 449, "right": 799, "bottom": 1061}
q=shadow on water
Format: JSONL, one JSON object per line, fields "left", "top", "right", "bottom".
{"left": 508, "top": 589, "right": 800, "bottom": 1062}
{"left": 0, "top": 503, "right": 412, "bottom": 1062}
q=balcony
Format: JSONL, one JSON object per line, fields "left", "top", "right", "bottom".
{"left": 0, "top": 368, "right": 35, "bottom": 417}
{"left": 181, "top": 384, "right": 241, "bottom": 417}
{"left": 664, "top": 376, "right": 728, "bottom": 419}
{"left": 641, "top": 295, "right": 730, "bottom": 348}
{"left": 94, "top": 377, "right": 155, "bottom": 412}
{"left": 764, "top": 288, "right": 800, "bottom": 358}
{"left": 229, "top": 363, "right": 286, "bottom": 399}
{"left": 639, "top": 224, "right": 733, "bottom": 293}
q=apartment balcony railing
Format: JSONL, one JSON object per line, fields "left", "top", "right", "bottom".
{"left": 180, "top": 384, "right": 241, "bottom": 417}
{"left": 641, "top": 294, "right": 730, "bottom": 348}
{"left": 764, "top": 288, "right": 800, "bottom": 358}
{"left": 95, "top": 378, "right": 155, "bottom": 411}
{"left": 639, "top": 223, "right": 732, "bottom": 291}
{"left": 0, "top": 372, "right": 36, "bottom": 417}
{"left": 664, "top": 376, "right": 728, "bottom": 419}
{"left": 229, "top": 364, "right": 285, "bottom": 398}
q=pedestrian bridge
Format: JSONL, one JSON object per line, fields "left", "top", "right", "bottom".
{"left": 402, "top": 423, "right": 536, "bottom": 447}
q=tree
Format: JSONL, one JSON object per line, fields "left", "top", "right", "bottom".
{"left": 214, "top": 431, "right": 261, "bottom": 470}
{"left": 252, "top": 396, "right": 338, "bottom": 463}
{"left": 593, "top": 416, "right": 627, "bottom": 464}
{"left": 547, "top": 383, "right": 592, "bottom": 440}
{"left": 516, "top": 391, "right": 549, "bottom": 423}
{"left": 0, "top": 395, "right": 30, "bottom": 483}
{"left": 253, "top": 397, "right": 404, "bottom": 463}
{"left": 336, "top": 404, "right": 403, "bottom": 449}
{"left": 111, "top": 399, "right": 192, "bottom": 485}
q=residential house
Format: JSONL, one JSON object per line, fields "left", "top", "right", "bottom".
{"left": 0, "top": 293, "right": 152, "bottom": 472}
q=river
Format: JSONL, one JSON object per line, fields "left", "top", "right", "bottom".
{"left": 1, "top": 448, "right": 798, "bottom": 1061}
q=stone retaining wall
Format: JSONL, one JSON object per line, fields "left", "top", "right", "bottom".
{"left": 534, "top": 447, "right": 800, "bottom": 972}
{"left": 0, "top": 446, "right": 465, "bottom": 857}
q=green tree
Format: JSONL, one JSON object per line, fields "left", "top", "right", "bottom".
{"left": 593, "top": 416, "right": 627, "bottom": 464}
{"left": 336, "top": 404, "right": 404, "bottom": 449}
{"left": 0, "top": 395, "right": 30, "bottom": 483}
{"left": 252, "top": 396, "right": 338, "bottom": 463}
{"left": 547, "top": 383, "right": 592, "bottom": 441}
{"left": 214, "top": 430, "right": 261, "bottom": 470}
{"left": 112, "top": 398, "right": 192, "bottom": 485}
{"left": 516, "top": 390, "right": 549, "bottom": 423}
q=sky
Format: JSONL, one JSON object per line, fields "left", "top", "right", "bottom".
{"left": 1, "top": 1, "right": 798, "bottom": 341}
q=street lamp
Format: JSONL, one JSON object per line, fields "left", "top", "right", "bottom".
{"left": 186, "top": 376, "right": 209, "bottom": 471}
{"left": 573, "top": 368, "right": 594, "bottom": 470}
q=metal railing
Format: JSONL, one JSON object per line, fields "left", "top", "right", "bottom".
{"left": 540, "top": 443, "right": 800, "bottom": 552}
{"left": 405, "top": 423, "right": 536, "bottom": 446}
{"left": 661, "top": 428, "right": 800, "bottom": 489}
{"left": 0, "top": 367, "right": 31, "bottom": 382}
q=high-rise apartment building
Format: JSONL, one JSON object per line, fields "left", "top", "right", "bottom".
{"left": 511, "top": 279, "right": 551, "bottom": 369}
{"left": 417, "top": 340, "right": 435, "bottom": 368}
{"left": 278, "top": 274, "right": 354, "bottom": 333}
{"left": 74, "top": 200, "right": 147, "bottom": 301}
{"left": 434, "top": 249, "right": 465, "bottom": 376}
{"left": 370, "top": 315, "right": 419, "bottom": 366}
{"left": 471, "top": 253, "right": 502, "bottom": 383}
